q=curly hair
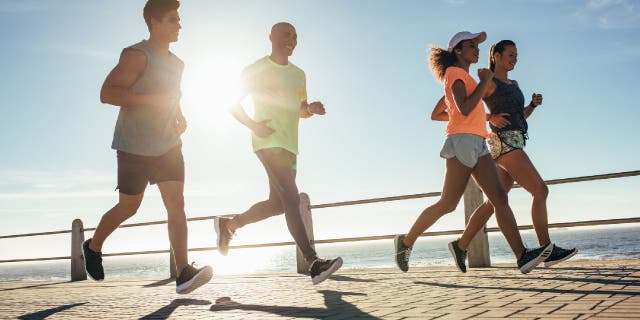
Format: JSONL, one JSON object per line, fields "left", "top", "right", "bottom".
{"left": 428, "top": 44, "right": 460, "bottom": 83}
{"left": 143, "top": 0, "right": 180, "bottom": 32}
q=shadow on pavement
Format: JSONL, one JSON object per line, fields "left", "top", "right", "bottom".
{"left": 143, "top": 278, "right": 175, "bottom": 288}
{"left": 211, "top": 290, "right": 379, "bottom": 319}
{"left": 328, "top": 275, "right": 377, "bottom": 283}
{"left": 18, "top": 302, "right": 87, "bottom": 320}
{"left": 414, "top": 280, "right": 640, "bottom": 296}
{"left": 543, "top": 266, "right": 640, "bottom": 273}
{"left": 1, "top": 281, "right": 69, "bottom": 292}
{"left": 139, "top": 299, "right": 211, "bottom": 320}
{"left": 476, "top": 275, "right": 640, "bottom": 287}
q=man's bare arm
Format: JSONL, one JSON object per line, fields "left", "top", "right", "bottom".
{"left": 100, "top": 49, "right": 178, "bottom": 108}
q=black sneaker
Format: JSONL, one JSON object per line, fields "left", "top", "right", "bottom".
{"left": 82, "top": 238, "right": 104, "bottom": 281}
{"left": 309, "top": 257, "right": 343, "bottom": 285}
{"left": 517, "top": 243, "right": 554, "bottom": 274}
{"left": 448, "top": 239, "right": 467, "bottom": 273}
{"left": 214, "top": 217, "right": 234, "bottom": 256}
{"left": 544, "top": 245, "right": 577, "bottom": 267}
{"left": 394, "top": 234, "right": 412, "bottom": 272}
{"left": 176, "top": 263, "right": 213, "bottom": 294}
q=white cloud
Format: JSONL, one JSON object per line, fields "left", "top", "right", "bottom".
{"left": 575, "top": 0, "right": 640, "bottom": 29}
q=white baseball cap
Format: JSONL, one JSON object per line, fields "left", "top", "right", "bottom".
{"left": 447, "top": 31, "right": 487, "bottom": 52}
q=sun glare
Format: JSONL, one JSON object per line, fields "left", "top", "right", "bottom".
{"left": 181, "top": 57, "right": 246, "bottom": 131}
{"left": 191, "top": 247, "right": 295, "bottom": 275}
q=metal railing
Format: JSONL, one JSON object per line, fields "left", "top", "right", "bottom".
{"left": 1, "top": 170, "right": 639, "bottom": 281}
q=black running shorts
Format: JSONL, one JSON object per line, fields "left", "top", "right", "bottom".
{"left": 116, "top": 144, "right": 185, "bottom": 195}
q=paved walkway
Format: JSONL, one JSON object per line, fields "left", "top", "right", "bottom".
{"left": 1, "top": 259, "right": 639, "bottom": 319}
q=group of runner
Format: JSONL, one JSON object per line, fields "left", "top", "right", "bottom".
{"left": 81, "top": 0, "right": 576, "bottom": 294}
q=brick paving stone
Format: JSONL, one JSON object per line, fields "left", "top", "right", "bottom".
{"left": 0, "top": 259, "right": 638, "bottom": 319}
{"left": 473, "top": 308, "right": 525, "bottom": 318}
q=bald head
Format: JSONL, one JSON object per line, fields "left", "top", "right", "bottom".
{"left": 269, "top": 22, "right": 297, "bottom": 58}
{"left": 271, "top": 22, "right": 295, "bottom": 34}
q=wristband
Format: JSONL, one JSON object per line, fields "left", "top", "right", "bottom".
{"left": 306, "top": 104, "right": 314, "bottom": 114}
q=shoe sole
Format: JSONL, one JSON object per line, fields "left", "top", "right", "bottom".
{"left": 544, "top": 249, "right": 578, "bottom": 267}
{"left": 214, "top": 217, "right": 228, "bottom": 256}
{"left": 312, "top": 257, "right": 343, "bottom": 285}
{"left": 447, "top": 242, "right": 466, "bottom": 273}
{"left": 176, "top": 266, "right": 213, "bottom": 294}
{"left": 519, "top": 243, "right": 554, "bottom": 274}
{"left": 81, "top": 241, "right": 104, "bottom": 282}
{"left": 394, "top": 235, "right": 408, "bottom": 272}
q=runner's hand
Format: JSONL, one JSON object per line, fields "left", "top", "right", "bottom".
{"left": 477, "top": 68, "right": 494, "bottom": 82}
{"left": 489, "top": 113, "right": 510, "bottom": 129}
{"left": 531, "top": 93, "right": 543, "bottom": 107}
{"left": 308, "top": 101, "right": 326, "bottom": 115}
{"left": 252, "top": 119, "right": 275, "bottom": 138}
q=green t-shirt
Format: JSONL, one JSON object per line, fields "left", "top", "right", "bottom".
{"left": 241, "top": 56, "right": 307, "bottom": 154}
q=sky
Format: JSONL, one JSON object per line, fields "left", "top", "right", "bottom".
{"left": 1, "top": 0, "right": 639, "bottom": 261}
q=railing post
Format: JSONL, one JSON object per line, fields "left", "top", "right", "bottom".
{"left": 71, "top": 219, "right": 87, "bottom": 281}
{"left": 463, "top": 179, "right": 491, "bottom": 267}
{"left": 169, "top": 248, "right": 177, "bottom": 278}
{"left": 296, "top": 192, "right": 315, "bottom": 274}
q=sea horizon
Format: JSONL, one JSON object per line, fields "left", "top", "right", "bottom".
{"left": 1, "top": 224, "right": 638, "bottom": 283}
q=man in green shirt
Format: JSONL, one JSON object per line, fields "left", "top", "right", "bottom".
{"left": 216, "top": 22, "right": 342, "bottom": 285}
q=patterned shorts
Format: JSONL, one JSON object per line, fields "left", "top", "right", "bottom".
{"left": 486, "top": 130, "right": 526, "bottom": 159}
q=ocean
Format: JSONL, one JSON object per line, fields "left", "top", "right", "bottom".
{"left": 1, "top": 224, "right": 638, "bottom": 282}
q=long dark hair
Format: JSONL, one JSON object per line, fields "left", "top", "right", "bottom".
{"left": 429, "top": 42, "right": 463, "bottom": 83}
{"left": 488, "top": 40, "right": 516, "bottom": 72}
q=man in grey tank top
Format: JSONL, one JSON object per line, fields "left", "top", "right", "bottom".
{"left": 81, "top": 0, "right": 212, "bottom": 294}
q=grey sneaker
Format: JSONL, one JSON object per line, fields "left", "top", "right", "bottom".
{"left": 517, "top": 243, "right": 554, "bottom": 274}
{"left": 214, "top": 217, "right": 234, "bottom": 256}
{"left": 309, "top": 257, "right": 343, "bottom": 285}
{"left": 176, "top": 263, "right": 213, "bottom": 294}
{"left": 448, "top": 239, "right": 467, "bottom": 273}
{"left": 544, "top": 245, "right": 577, "bottom": 267}
{"left": 394, "top": 234, "right": 412, "bottom": 272}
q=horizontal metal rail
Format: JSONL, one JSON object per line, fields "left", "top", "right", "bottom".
{"left": 2, "top": 217, "right": 638, "bottom": 264}
{"left": 308, "top": 170, "right": 640, "bottom": 209}
{"left": 2, "top": 170, "right": 637, "bottom": 240}
{"left": 0, "top": 216, "right": 220, "bottom": 240}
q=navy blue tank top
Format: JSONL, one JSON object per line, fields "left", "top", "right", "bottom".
{"left": 483, "top": 78, "right": 527, "bottom": 133}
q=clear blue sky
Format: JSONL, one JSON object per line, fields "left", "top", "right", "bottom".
{"left": 1, "top": 0, "right": 639, "bottom": 260}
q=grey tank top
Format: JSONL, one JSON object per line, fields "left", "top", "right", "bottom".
{"left": 111, "top": 40, "right": 184, "bottom": 156}
{"left": 483, "top": 78, "right": 527, "bottom": 134}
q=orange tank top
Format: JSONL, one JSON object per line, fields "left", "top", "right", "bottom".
{"left": 443, "top": 66, "right": 487, "bottom": 138}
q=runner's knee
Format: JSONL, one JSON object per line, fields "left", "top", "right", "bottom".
{"left": 490, "top": 191, "right": 509, "bottom": 208}
{"left": 117, "top": 200, "right": 141, "bottom": 218}
{"left": 530, "top": 183, "right": 548, "bottom": 200}
{"left": 437, "top": 200, "right": 458, "bottom": 214}
{"left": 266, "top": 198, "right": 284, "bottom": 213}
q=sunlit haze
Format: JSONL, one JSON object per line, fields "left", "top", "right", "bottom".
{"left": 1, "top": 1, "right": 639, "bottom": 265}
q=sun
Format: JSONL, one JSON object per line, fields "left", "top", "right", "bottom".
{"left": 181, "top": 57, "right": 246, "bottom": 131}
